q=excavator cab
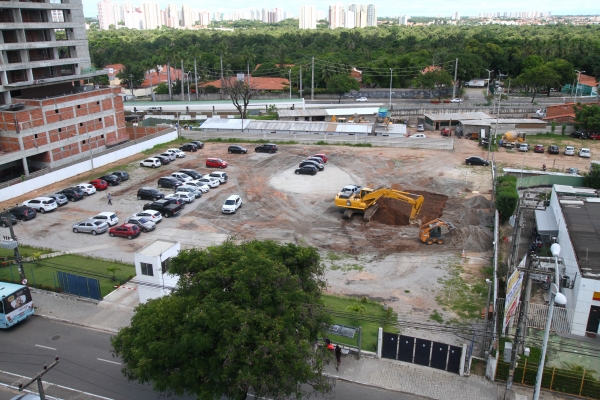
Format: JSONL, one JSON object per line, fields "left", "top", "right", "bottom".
{"left": 419, "top": 219, "right": 456, "bottom": 245}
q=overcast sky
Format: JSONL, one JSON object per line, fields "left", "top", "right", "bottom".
{"left": 82, "top": 0, "right": 600, "bottom": 20}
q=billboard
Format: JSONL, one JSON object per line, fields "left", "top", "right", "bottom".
{"left": 503, "top": 259, "right": 525, "bottom": 332}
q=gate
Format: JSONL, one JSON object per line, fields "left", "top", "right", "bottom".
{"left": 381, "top": 332, "right": 398, "bottom": 360}
{"left": 398, "top": 335, "right": 414, "bottom": 363}
{"left": 414, "top": 338, "right": 431, "bottom": 366}
{"left": 447, "top": 345, "right": 463, "bottom": 374}
{"left": 431, "top": 342, "right": 449, "bottom": 370}
{"left": 57, "top": 272, "right": 102, "bottom": 300}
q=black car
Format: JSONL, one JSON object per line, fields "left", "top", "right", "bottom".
{"left": 0, "top": 213, "right": 18, "bottom": 227}
{"left": 99, "top": 175, "right": 121, "bottom": 186}
{"left": 548, "top": 145, "right": 560, "bottom": 154}
{"left": 112, "top": 171, "right": 130, "bottom": 181}
{"left": 255, "top": 143, "right": 278, "bottom": 153}
{"left": 154, "top": 155, "right": 171, "bottom": 165}
{"left": 571, "top": 131, "right": 589, "bottom": 139}
{"left": 137, "top": 187, "right": 165, "bottom": 201}
{"left": 179, "top": 169, "right": 203, "bottom": 180}
{"left": 465, "top": 156, "right": 489, "bottom": 166}
{"left": 157, "top": 177, "right": 183, "bottom": 189}
{"left": 57, "top": 187, "right": 85, "bottom": 201}
{"left": 9, "top": 206, "right": 37, "bottom": 221}
{"left": 299, "top": 160, "right": 324, "bottom": 171}
{"left": 163, "top": 196, "right": 186, "bottom": 207}
{"left": 295, "top": 165, "right": 318, "bottom": 175}
{"left": 190, "top": 141, "right": 204, "bottom": 149}
{"left": 306, "top": 156, "right": 324, "bottom": 165}
{"left": 179, "top": 143, "right": 198, "bottom": 152}
{"left": 228, "top": 145, "right": 248, "bottom": 154}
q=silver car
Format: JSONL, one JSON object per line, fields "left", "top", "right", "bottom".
{"left": 125, "top": 216, "right": 156, "bottom": 232}
{"left": 176, "top": 185, "right": 203, "bottom": 198}
{"left": 72, "top": 219, "right": 108, "bottom": 235}
{"left": 46, "top": 193, "right": 68, "bottom": 206}
{"left": 160, "top": 152, "right": 176, "bottom": 161}
{"left": 187, "top": 180, "right": 211, "bottom": 193}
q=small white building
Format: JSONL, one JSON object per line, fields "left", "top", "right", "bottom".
{"left": 134, "top": 239, "right": 180, "bottom": 303}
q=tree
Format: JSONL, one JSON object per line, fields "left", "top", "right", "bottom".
{"left": 221, "top": 76, "right": 258, "bottom": 119}
{"left": 515, "top": 65, "right": 560, "bottom": 103}
{"left": 414, "top": 69, "right": 453, "bottom": 101}
{"left": 584, "top": 163, "right": 600, "bottom": 189}
{"left": 111, "top": 240, "right": 332, "bottom": 400}
{"left": 153, "top": 82, "right": 169, "bottom": 94}
{"left": 326, "top": 74, "right": 359, "bottom": 103}
{"left": 573, "top": 103, "right": 600, "bottom": 133}
{"left": 159, "top": 42, "right": 178, "bottom": 100}
{"left": 116, "top": 64, "right": 145, "bottom": 91}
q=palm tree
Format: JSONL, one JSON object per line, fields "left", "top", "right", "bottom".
{"left": 187, "top": 44, "right": 202, "bottom": 100}
{"left": 159, "top": 42, "right": 178, "bottom": 101}
{"left": 240, "top": 45, "right": 256, "bottom": 86}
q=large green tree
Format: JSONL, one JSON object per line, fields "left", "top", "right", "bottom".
{"left": 573, "top": 103, "right": 600, "bottom": 133}
{"left": 414, "top": 69, "right": 453, "bottom": 101}
{"left": 584, "top": 163, "right": 600, "bottom": 189}
{"left": 111, "top": 240, "right": 332, "bottom": 400}
{"left": 515, "top": 65, "right": 560, "bottom": 103}
{"left": 326, "top": 74, "right": 360, "bottom": 103}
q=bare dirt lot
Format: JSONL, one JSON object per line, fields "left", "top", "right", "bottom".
{"left": 3, "top": 136, "right": 598, "bottom": 345}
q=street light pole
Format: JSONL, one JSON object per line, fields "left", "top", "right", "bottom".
{"left": 289, "top": 69, "right": 292, "bottom": 99}
{"left": 389, "top": 68, "right": 393, "bottom": 108}
{"left": 486, "top": 69, "right": 492, "bottom": 97}
{"left": 129, "top": 74, "right": 134, "bottom": 97}
{"left": 574, "top": 70, "right": 585, "bottom": 103}
{"left": 187, "top": 71, "right": 191, "bottom": 102}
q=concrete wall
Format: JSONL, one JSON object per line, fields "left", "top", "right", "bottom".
{"left": 349, "top": 88, "right": 454, "bottom": 99}
{"left": 0, "top": 129, "right": 177, "bottom": 202}
{"left": 134, "top": 241, "right": 180, "bottom": 304}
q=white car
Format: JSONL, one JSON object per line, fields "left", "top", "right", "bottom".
{"left": 176, "top": 185, "right": 203, "bottom": 198}
{"left": 199, "top": 176, "right": 221, "bottom": 188}
{"left": 73, "top": 183, "right": 96, "bottom": 196}
{"left": 92, "top": 212, "right": 119, "bottom": 226}
{"left": 132, "top": 210, "right": 162, "bottom": 224}
{"left": 356, "top": 97, "right": 368, "bottom": 102}
{"left": 222, "top": 195, "right": 242, "bottom": 214}
{"left": 22, "top": 197, "right": 57, "bottom": 214}
{"left": 517, "top": 143, "right": 530, "bottom": 152}
{"left": 166, "top": 192, "right": 195, "bottom": 204}
{"left": 187, "top": 180, "right": 211, "bottom": 193}
{"left": 579, "top": 148, "right": 591, "bottom": 158}
{"left": 417, "top": 124, "right": 425, "bottom": 132}
{"left": 564, "top": 146, "right": 575, "bottom": 156}
{"left": 167, "top": 148, "right": 186, "bottom": 158}
{"left": 409, "top": 133, "right": 427, "bottom": 139}
{"left": 159, "top": 152, "right": 176, "bottom": 161}
{"left": 208, "top": 171, "right": 228, "bottom": 184}
{"left": 171, "top": 172, "right": 193, "bottom": 183}
{"left": 140, "top": 157, "right": 161, "bottom": 168}
{"left": 450, "top": 98, "right": 463, "bottom": 103}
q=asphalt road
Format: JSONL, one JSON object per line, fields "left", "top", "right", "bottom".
{"left": 0, "top": 318, "right": 426, "bottom": 400}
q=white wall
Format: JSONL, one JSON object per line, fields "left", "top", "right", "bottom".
{"left": 134, "top": 241, "right": 180, "bottom": 303}
{"left": 0, "top": 130, "right": 177, "bottom": 203}
{"left": 571, "top": 278, "right": 600, "bottom": 336}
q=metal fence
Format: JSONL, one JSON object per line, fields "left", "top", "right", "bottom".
{"left": 496, "top": 298, "right": 573, "bottom": 333}
{"left": 516, "top": 175, "right": 585, "bottom": 189}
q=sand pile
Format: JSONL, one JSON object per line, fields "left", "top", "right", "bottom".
{"left": 452, "top": 226, "right": 494, "bottom": 252}
{"left": 372, "top": 190, "right": 448, "bottom": 226}
{"left": 464, "top": 195, "right": 492, "bottom": 209}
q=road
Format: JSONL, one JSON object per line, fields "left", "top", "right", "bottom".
{"left": 0, "top": 318, "right": 426, "bottom": 400}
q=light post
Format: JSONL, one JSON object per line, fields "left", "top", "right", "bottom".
{"left": 574, "top": 70, "right": 585, "bottom": 102}
{"left": 533, "top": 244, "right": 567, "bottom": 400}
{"left": 289, "top": 69, "right": 292, "bottom": 99}
{"left": 486, "top": 69, "right": 492, "bottom": 97}
{"left": 389, "top": 68, "right": 393, "bottom": 108}
{"left": 129, "top": 74, "right": 134, "bottom": 98}
{"left": 187, "top": 71, "right": 191, "bottom": 102}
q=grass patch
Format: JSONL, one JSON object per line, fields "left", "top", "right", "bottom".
{"left": 436, "top": 262, "right": 492, "bottom": 320}
{"left": 326, "top": 252, "right": 345, "bottom": 261}
{"left": 0, "top": 254, "right": 135, "bottom": 297}
{"left": 430, "top": 309, "right": 444, "bottom": 323}
{"left": 141, "top": 138, "right": 189, "bottom": 155}
{"left": 0, "top": 245, "right": 53, "bottom": 260}
{"left": 322, "top": 294, "right": 398, "bottom": 352}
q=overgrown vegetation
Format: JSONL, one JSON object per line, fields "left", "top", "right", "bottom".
{"left": 436, "top": 262, "right": 491, "bottom": 320}
{"left": 496, "top": 175, "right": 518, "bottom": 223}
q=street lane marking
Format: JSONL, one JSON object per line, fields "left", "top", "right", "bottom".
{"left": 97, "top": 358, "right": 121, "bottom": 365}
{"left": 35, "top": 344, "right": 57, "bottom": 351}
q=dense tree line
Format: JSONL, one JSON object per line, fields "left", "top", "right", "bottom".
{"left": 88, "top": 24, "right": 600, "bottom": 91}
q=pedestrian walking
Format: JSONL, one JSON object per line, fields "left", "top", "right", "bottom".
{"left": 335, "top": 345, "right": 342, "bottom": 371}
{"left": 107, "top": 193, "right": 112, "bottom": 205}
{"left": 542, "top": 163, "right": 547, "bottom": 172}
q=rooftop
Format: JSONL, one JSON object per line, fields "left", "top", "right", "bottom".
{"left": 137, "top": 239, "right": 179, "bottom": 258}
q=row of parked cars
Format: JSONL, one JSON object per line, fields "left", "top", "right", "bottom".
{"left": 295, "top": 154, "right": 328, "bottom": 175}
{"left": 522, "top": 143, "right": 591, "bottom": 158}
{"left": 140, "top": 141, "right": 204, "bottom": 168}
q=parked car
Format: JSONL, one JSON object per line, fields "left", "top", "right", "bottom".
{"left": 132, "top": 210, "right": 162, "bottom": 224}
{"left": 157, "top": 176, "right": 183, "bottom": 189}
{"left": 570, "top": 131, "right": 589, "bottom": 139}
{"left": 140, "top": 158, "right": 162, "bottom": 168}
{"left": 416, "top": 124, "right": 425, "bottom": 132}
{"left": 441, "top": 127, "right": 451, "bottom": 136}
{"left": 186, "top": 180, "right": 211, "bottom": 193}
{"left": 228, "top": 145, "right": 248, "bottom": 154}
{"left": 143, "top": 200, "right": 183, "bottom": 218}
{"left": 534, "top": 144, "right": 545, "bottom": 153}
{"left": 179, "top": 143, "right": 198, "bottom": 152}
{"left": 517, "top": 143, "right": 530, "bottom": 152}
{"left": 154, "top": 155, "right": 171, "bottom": 165}
{"left": 125, "top": 216, "right": 156, "bottom": 232}
{"left": 208, "top": 171, "right": 228, "bottom": 184}
{"left": 197, "top": 177, "right": 220, "bottom": 188}
{"left": 450, "top": 98, "right": 463, "bottom": 103}
{"left": 46, "top": 193, "right": 68, "bottom": 207}
{"left": 589, "top": 133, "right": 600, "bottom": 140}
{"left": 137, "top": 187, "right": 165, "bottom": 201}
{"left": 409, "top": 133, "right": 426, "bottom": 138}
{"left": 166, "top": 192, "right": 195, "bottom": 204}
{"left": 202, "top": 175, "right": 222, "bottom": 187}
{"left": 179, "top": 169, "right": 203, "bottom": 180}
{"left": 109, "top": 223, "right": 141, "bottom": 240}
{"left": 159, "top": 152, "right": 176, "bottom": 161}
{"left": 579, "top": 148, "right": 591, "bottom": 158}
{"left": 313, "top": 153, "right": 328, "bottom": 163}
{"left": 167, "top": 148, "right": 186, "bottom": 158}
{"left": 89, "top": 179, "right": 108, "bottom": 191}
{"left": 206, "top": 158, "right": 228, "bottom": 168}
{"left": 112, "top": 171, "right": 129, "bottom": 181}
{"left": 176, "top": 185, "right": 203, "bottom": 198}
{"left": 548, "top": 145, "right": 560, "bottom": 154}
{"left": 72, "top": 219, "right": 108, "bottom": 235}
{"left": 295, "top": 165, "right": 318, "bottom": 175}
{"left": 255, "top": 143, "right": 278, "bottom": 153}
{"left": 190, "top": 140, "right": 204, "bottom": 149}
{"left": 564, "top": 146, "right": 575, "bottom": 156}
{"left": 73, "top": 183, "right": 96, "bottom": 196}
{"left": 465, "top": 156, "right": 490, "bottom": 166}
{"left": 9, "top": 206, "right": 37, "bottom": 221}
{"left": 299, "top": 160, "right": 324, "bottom": 171}
{"left": 306, "top": 157, "right": 325, "bottom": 165}
{"left": 57, "top": 187, "right": 85, "bottom": 202}
{"left": 92, "top": 212, "right": 119, "bottom": 226}
{"left": 0, "top": 213, "right": 18, "bottom": 227}
{"left": 356, "top": 97, "right": 368, "bottom": 102}
{"left": 171, "top": 172, "right": 193, "bottom": 183}
{"left": 222, "top": 195, "right": 243, "bottom": 214}
{"left": 99, "top": 174, "right": 121, "bottom": 186}
{"left": 22, "top": 197, "right": 57, "bottom": 214}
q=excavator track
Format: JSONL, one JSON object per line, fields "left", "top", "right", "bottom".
{"left": 342, "top": 209, "right": 355, "bottom": 219}
{"left": 363, "top": 203, "right": 379, "bottom": 222}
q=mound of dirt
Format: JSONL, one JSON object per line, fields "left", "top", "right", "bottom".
{"left": 464, "top": 195, "right": 492, "bottom": 209}
{"left": 456, "top": 209, "right": 493, "bottom": 227}
{"left": 371, "top": 190, "right": 448, "bottom": 226}
{"left": 452, "top": 226, "right": 494, "bottom": 252}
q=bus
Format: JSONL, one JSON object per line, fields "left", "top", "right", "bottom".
{"left": 0, "top": 282, "right": 34, "bottom": 328}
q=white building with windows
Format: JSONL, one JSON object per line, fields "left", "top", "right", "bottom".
{"left": 299, "top": 5, "right": 316, "bottom": 29}
{"left": 134, "top": 240, "right": 180, "bottom": 303}
{"left": 366, "top": 3, "right": 377, "bottom": 26}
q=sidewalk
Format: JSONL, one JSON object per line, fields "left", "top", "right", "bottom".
{"left": 32, "top": 289, "right": 582, "bottom": 400}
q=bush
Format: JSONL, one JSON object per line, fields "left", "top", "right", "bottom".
{"left": 496, "top": 175, "right": 518, "bottom": 223}
{"left": 551, "top": 121, "right": 556, "bottom": 133}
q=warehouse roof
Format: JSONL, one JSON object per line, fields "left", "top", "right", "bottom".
{"left": 424, "top": 112, "right": 492, "bottom": 121}
{"left": 560, "top": 198, "right": 600, "bottom": 279}
{"left": 278, "top": 107, "right": 379, "bottom": 117}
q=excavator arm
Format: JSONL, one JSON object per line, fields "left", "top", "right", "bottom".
{"left": 335, "top": 188, "right": 424, "bottom": 222}
{"left": 361, "top": 189, "right": 424, "bottom": 220}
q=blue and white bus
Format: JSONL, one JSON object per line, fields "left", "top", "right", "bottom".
{"left": 0, "top": 282, "right": 34, "bottom": 328}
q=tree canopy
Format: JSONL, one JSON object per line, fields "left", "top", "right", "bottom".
{"left": 585, "top": 162, "right": 600, "bottom": 190}
{"left": 111, "top": 240, "right": 332, "bottom": 400}
{"left": 326, "top": 73, "right": 360, "bottom": 103}
{"left": 574, "top": 103, "right": 600, "bottom": 133}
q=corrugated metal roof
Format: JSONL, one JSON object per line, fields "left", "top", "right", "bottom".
{"left": 463, "top": 118, "right": 547, "bottom": 125}
{"left": 200, "top": 118, "right": 250, "bottom": 129}
{"left": 241, "top": 120, "right": 373, "bottom": 134}
{"left": 561, "top": 200, "right": 600, "bottom": 278}
{"left": 424, "top": 112, "right": 492, "bottom": 121}
{"left": 278, "top": 107, "right": 379, "bottom": 117}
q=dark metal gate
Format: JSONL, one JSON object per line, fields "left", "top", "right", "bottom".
{"left": 431, "top": 342, "right": 449, "bottom": 370}
{"left": 381, "top": 332, "right": 398, "bottom": 360}
{"left": 447, "top": 345, "right": 463, "bottom": 374}
{"left": 414, "top": 338, "right": 431, "bottom": 366}
{"left": 398, "top": 335, "right": 414, "bottom": 363}
{"left": 57, "top": 272, "right": 102, "bottom": 300}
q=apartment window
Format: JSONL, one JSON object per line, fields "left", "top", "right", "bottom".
{"left": 55, "top": 109, "right": 59, "bottom": 113}
{"left": 98, "top": 118, "right": 102, "bottom": 122}
{"left": 34, "top": 134, "right": 38, "bottom": 139}
{"left": 161, "top": 258, "right": 171, "bottom": 274}
{"left": 2, "top": 30, "right": 18, "bottom": 43}
{"left": 141, "top": 262, "right": 154, "bottom": 276}
{"left": 58, "top": 128, "right": 61, "bottom": 132}
{"left": 77, "top": 105, "right": 80, "bottom": 109}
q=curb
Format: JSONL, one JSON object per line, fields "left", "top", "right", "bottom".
{"left": 324, "top": 373, "right": 437, "bottom": 400}
{"left": 33, "top": 314, "right": 119, "bottom": 334}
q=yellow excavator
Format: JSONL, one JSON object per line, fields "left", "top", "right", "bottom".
{"left": 334, "top": 186, "right": 425, "bottom": 222}
{"left": 418, "top": 219, "right": 456, "bottom": 245}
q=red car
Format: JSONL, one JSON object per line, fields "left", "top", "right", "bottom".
{"left": 589, "top": 133, "right": 600, "bottom": 140}
{"left": 89, "top": 179, "right": 108, "bottom": 190}
{"left": 534, "top": 144, "right": 545, "bottom": 153}
{"left": 206, "top": 158, "right": 228, "bottom": 168}
{"left": 109, "top": 223, "right": 141, "bottom": 240}
{"left": 441, "top": 127, "right": 451, "bottom": 137}
{"left": 313, "top": 153, "right": 328, "bottom": 163}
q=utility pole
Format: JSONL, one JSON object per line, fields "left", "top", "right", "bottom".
{"left": 311, "top": 56, "right": 314, "bottom": 101}
{"left": 1, "top": 209, "right": 26, "bottom": 283}
{"left": 389, "top": 68, "right": 393, "bottom": 108}
{"left": 181, "top": 60, "right": 185, "bottom": 101}
{"left": 289, "top": 69, "right": 292, "bottom": 99}
{"left": 129, "top": 74, "right": 133, "bottom": 98}
{"left": 299, "top": 64, "right": 302, "bottom": 98}
{"left": 194, "top": 57, "right": 198, "bottom": 101}
{"left": 453, "top": 58, "right": 459, "bottom": 99}
{"left": 19, "top": 357, "right": 60, "bottom": 399}
{"left": 220, "top": 55, "right": 224, "bottom": 101}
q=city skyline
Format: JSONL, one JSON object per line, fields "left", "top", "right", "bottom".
{"left": 82, "top": 0, "right": 600, "bottom": 19}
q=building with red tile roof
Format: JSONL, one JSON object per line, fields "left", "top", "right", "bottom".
{"left": 543, "top": 101, "right": 600, "bottom": 123}
{"left": 201, "top": 76, "right": 290, "bottom": 91}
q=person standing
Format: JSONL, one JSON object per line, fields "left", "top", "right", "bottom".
{"left": 107, "top": 192, "right": 112, "bottom": 205}
{"left": 335, "top": 345, "right": 342, "bottom": 371}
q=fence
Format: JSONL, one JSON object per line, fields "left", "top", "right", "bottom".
{"left": 495, "top": 298, "right": 573, "bottom": 333}
{"left": 516, "top": 175, "right": 585, "bottom": 189}
{"left": 57, "top": 271, "right": 102, "bottom": 300}
{"left": 496, "top": 360, "right": 600, "bottom": 399}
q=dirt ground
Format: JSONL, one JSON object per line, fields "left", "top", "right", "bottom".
{"left": 3, "top": 136, "right": 598, "bottom": 345}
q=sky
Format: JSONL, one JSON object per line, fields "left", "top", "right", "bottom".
{"left": 81, "top": 0, "right": 600, "bottom": 20}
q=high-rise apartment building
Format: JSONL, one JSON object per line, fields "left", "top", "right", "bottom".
{"left": 328, "top": 3, "right": 344, "bottom": 28}
{"left": 0, "top": 0, "right": 127, "bottom": 180}
{"left": 399, "top": 14, "right": 409, "bottom": 25}
{"left": 366, "top": 4, "right": 377, "bottom": 26}
{"left": 98, "top": 0, "right": 118, "bottom": 30}
{"left": 344, "top": 10, "right": 355, "bottom": 28}
{"left": 261, "top": 8, "right": 268, "bottom": 23}
{"left": 181, "top": 4, "right": 193, "bottom": 27}
{"left": 142, "top": 2, "right": 160, "bottom": 29}
{"left": 299, "top": 5, "right": 316, "bottom": 29}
